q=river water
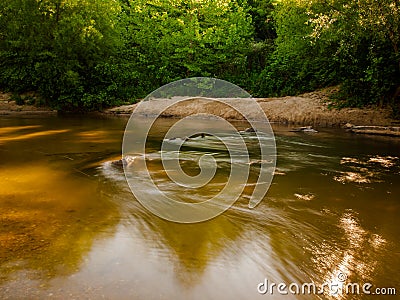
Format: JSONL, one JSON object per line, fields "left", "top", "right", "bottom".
{"left": 0, "top": 115, "right": 399, "bottom": 299}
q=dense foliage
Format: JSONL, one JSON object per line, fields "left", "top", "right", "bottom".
{"left": 0, "top": 0, "right": 399, "bottom": 113}
{"left": 257, "top": 0, "right": 400, "bottom": 113}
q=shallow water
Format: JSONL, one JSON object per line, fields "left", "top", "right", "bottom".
{"left": 0, "top": 115, "right": 399, "bottom": 299}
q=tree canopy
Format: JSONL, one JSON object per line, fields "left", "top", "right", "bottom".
{"left": 0, "top": 0, "right": 399, "bottom": 114}
{"left": 258, "top": 0, "right": 400, "bottom": 111}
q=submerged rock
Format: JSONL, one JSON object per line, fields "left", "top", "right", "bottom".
{"left": 166, "top": 132, "right": 212, "bottom": 142}
{"left": 290, "top": 126, "right": 318, "bottom": 133}
{"left": 111, "top": 158, "right": 126, "bottom": 167}
{"left": 244, "top": 127, "right": 257, "bottom": 133}
{"left": 187, "top": 132, "right": 212, "bottom": 139}
{"left": 110, "top": 156, "right": 137, "bottom": 168}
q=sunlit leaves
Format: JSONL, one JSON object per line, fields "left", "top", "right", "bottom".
{"left": 257, "top": 0, "right": 400, "bottom": 108}
{"left": 0, "top": 0, "right": 122, "bottom": 110}
{"left": 121, "top": 0, "right": 253, "bottom": 82}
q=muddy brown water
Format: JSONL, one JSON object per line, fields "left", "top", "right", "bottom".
{"left": 0, "top": 115, "right": 399, "bottom": 299}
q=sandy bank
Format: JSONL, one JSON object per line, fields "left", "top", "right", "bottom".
{"left": 104, "top": 89, "right": 397, "bottom": 127}
{"left": 2, "top": 90, "right": 398, "bottom": 129}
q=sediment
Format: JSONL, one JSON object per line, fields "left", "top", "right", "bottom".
{"left": 103, "top": 89, "right": 397, "bottom": 128}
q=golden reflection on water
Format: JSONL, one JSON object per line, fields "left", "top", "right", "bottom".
{"left": 0, "top": 125, "right": 42, "bottom": 134}
{"left": 137, "top": 215, "right": 242, "bottom": 285}
{"left": 0, "top": 118, "right": 399, "bottom": 299}
{"left": 0, "top": 129, "right": 69, "bottom": 143}
{"left": 313, "top": 211, "right": 387, "bottom": 299}
{"left": 0, "top": 164, "right": 119, "bottom": 282}
{"left": 0, "top": 120, "right": 122, "bottom": 287}
{"left": 75, "top": 130, "right": 120, "bottom": 144}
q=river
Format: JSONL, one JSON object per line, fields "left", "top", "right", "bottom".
{"left": 0, "top": 115, "right": 399, "bottom": 299}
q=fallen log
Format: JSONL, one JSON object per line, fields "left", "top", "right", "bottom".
{"left": 347, "top": 125, "right": 400, "bottom": 137}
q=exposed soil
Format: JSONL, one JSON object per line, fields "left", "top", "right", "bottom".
{"left": 0, "top": 92, "right": 56, "bottom": 115}
{"left": 1, "top": 89, "right": 398, "bottom": 127}
{"left": 104, "top": 88, "right": 398, "bottom": 127}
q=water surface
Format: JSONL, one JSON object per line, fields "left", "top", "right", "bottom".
{"left": 0, "top": 116, "right": 399, "bottom": 299}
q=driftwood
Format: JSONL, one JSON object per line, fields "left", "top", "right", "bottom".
{"left": 346, "top": 124, "right": 400, "bottom": 137}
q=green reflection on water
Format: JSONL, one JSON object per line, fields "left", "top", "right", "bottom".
{"left": 0, "top": 116, "right": 399, "bottom": 299}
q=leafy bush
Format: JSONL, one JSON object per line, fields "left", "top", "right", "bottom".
{"left": 254, "top": 0, "right": 400, "bottom": 114}
{"left": 10, "top": 93, "right": 25, "bottom": 106}
{"left": 0, "top": 0, "right": 398, "bottom": 114}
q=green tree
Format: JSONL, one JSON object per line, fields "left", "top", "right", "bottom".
{"left": 256, "top": 0, "right": 400, "bottom": 112}
{"left": 120, "top": 0, "right": 253, "bottom": 89}
{"left": 308, "top": 0, "right": 400, "bottom": 108}
{"left": 0, "top": 0, "right": 122, "bottom": 111}
{"left": 256, "top": 0, "right": 340, "bottom": 96}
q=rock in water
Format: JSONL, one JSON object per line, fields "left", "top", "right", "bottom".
{"left": 244, "top": 127, "right": 257, "bottom": 133}
{"left": 111, "top": 158, "right": 126, "bottom": 167}
{"left": 290, "top": 126, "right": 318, "bottom": 133}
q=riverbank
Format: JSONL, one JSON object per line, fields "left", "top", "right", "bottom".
{"left": 0, "top": 92, "right": 56, "bottom": 115}
{"left": 2, "top": 89, "right": 398, "bottom": 128}
{"left": 103, "top": 88, "right": 398, "bottom": 127}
